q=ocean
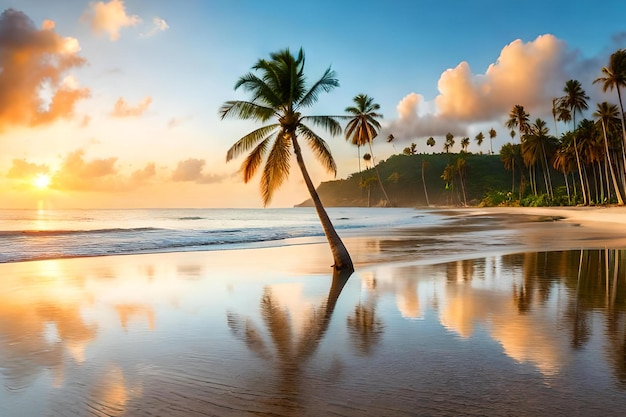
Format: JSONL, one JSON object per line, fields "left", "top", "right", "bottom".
{"left": 0, "top": 207, "right": 443, "bottom": 263}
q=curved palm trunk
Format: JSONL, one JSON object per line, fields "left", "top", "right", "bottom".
{"left": 601, "top": 120, "right": 624, "bottom": 205}
{"left": 421, "top": 161, "right": 430, "bottom": 206}
{"left": 367, "top": 141, "right": 392, "bottom": 207}
{"left": 292, "top": 136, "right": 354, "bottom": 272}
{"left": 573, "top": 136, "right": 588, "bottom": 205}
{"left": 540, "top": 142, "right": 553, "bottom": 198}
{"left": 616, "top": 87, "right": 626, "bottom": 193}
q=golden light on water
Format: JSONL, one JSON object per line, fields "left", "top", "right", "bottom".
{"left": 32, "top": 173, "right": 51, "bottom": 189}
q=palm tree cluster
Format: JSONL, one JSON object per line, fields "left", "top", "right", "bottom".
{"left": 500, "top": 48, "right": 626, "bottom": 206}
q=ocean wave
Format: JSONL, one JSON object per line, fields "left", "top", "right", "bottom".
{"left": 0, "top": 227, "right": 163, "bottom": 237}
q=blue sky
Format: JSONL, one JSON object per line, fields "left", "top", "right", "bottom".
{"left": 2, "top": 0, "right": 625, "bottom": 208}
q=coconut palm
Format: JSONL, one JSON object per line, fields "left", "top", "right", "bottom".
{"left": 345, "top": 94, "right": 391, "bottom": 206}
{"left": 593, "top": 102, "right": 624, "bottom": 205}
{"left": 500, "top": 142, "right": 520, "bottom": 194}
{"left": 594, "top": 49, "right": 626, "bottom": 153}
{"left": 460, "top": 137, "right": 470, "bottom": 153}
{"left": 220, "top": 48, "right": 353, "bottom": 271}
{"left": 506, "top": 105, "right": 530, "bottom": 143}
{"left": 523, "top": 118, "right": 554, "bottom": 197}
{"left": 488, "top": 128, "right": 497, "bottom": 155}
{"left": 560, "top": 80, "right": 590, "bottom": 204}
{"left": 426, "top": 136, "right": 436, "bottom": 149}
{"left": 474, "top": 132, "right": 485, "bottom": 152}
{"left": 444, "top": 132, "right": 454, "bottom": 153}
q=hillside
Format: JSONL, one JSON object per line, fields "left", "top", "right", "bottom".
{"left": 297, "top": 153, "right": 536, "bottom": 207}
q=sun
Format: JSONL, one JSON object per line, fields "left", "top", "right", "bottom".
{"left": 33, "top": 173, "right": 51, "bottom": 189}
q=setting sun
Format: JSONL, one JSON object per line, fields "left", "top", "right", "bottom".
{"left": 33, "top": 173, "right": 51, "bottom": 189}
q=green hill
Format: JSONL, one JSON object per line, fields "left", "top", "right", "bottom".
{"left": 297, "top": 152, "right": 544, "bottom": 207}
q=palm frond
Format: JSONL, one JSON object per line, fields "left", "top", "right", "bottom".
{"left": 260, "top": 131, "right": 292, "bottom": 206}
{"left": 240, "top": 137, "right": 271, "bottom": 183}
{"left": 299, "top": 67, "right": 339, "bottom": 109}
{"left": 226, "top": 124, "right": 279, "bottom": 162}
{"left": 298, "top": 124, "right": 337, "bottom": 175}
{"left": 219, "top": 100, "right": 275, "bottom": 122}
{"left": 302, "top": 115, "right": 342, "bottom": 136}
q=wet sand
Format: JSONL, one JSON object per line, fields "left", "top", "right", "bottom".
{"left": 1, "top": 206, "right": 626, "bottom": 416}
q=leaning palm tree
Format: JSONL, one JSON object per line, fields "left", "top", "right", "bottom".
{"left": 345, "top": 94, "right": 391, "bottom": 206}
{"left": 593, "top": 102, "right": 624, "bottom": 205}
{"left": 560, "top": 79, "right": 590, "bottom": 204}
{"left": 220, "top": 48, "right": 353, "bottom": 272}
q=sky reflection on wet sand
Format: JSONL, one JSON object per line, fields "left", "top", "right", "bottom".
{"left": 1, "top": 246, "right": 626, "bottom": 416}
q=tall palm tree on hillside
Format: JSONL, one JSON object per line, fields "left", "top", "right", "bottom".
{"left": 461, "top": 137, "right": 470, "bottom": 152}
{"left": 345, "top": 94, "right": 391, "bottom": 206}
{"left": 220, "top": 48, "right": 353, "bottom": 272}
{"left": 594, "top": 49, "right": 626, "bottom": 178}
{"left": 593, "top": 102, "right": 624, "bottom": 205}
{"left": 444, "top": 132, "right": 455, "bottom": 153}
{"left": 560, "top": 79, "right": 590, "bottom": 204}
{"left": 488, "top": 128, "right": 497, "bottom": 155}
{"left": 475, "top": 132, "right": 485, "bottom": 152}
{"left": 506, "top": 105, "right": 530, "bottom": 143}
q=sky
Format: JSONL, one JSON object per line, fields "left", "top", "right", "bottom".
{"left": 1, "top": 0, "right": 626, "bottom": 209}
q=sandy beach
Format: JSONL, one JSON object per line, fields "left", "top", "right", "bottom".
{"left": 1, "top": 206, "right": 626, "bottom": 416}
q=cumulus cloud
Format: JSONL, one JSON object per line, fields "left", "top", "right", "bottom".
{"left": 436, "top": 34, "right": 569, "bottom": 121}
{"left": 141, "top": 17, "right": 169, "bottom": 38}
{"left": 6, "top": 159, "right": 49, "bottom": 179}
{"left": 0, "top": 9, "right": 90, "bottom": 132}
{"left": 389, "top": 93, "right": 466, "bottom": 139}
{"left": 171, "top": 158, "right": 225, "bottom": 184}
{"left": 82, "top": 0, "right": 141, "bottom": 41}
{"left": 111, "top": 96, "right": 152, "bottom": 117}
{"left": 388, "top": 34, "right": 585, "bottom": 142}
{"left": 50, "top": 150, "right": 159, "bottom": 191}
{"left": 130, "top": 163, "right": 156, "bottom": 181}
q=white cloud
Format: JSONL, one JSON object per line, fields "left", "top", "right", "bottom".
{"left": 83, "top": 0, "right": 141, "bottom": 41}
{"left": 141, "top": 17, "right": 169, "bottom": 38}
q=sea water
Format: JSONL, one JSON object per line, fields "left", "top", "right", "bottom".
{"left": 0, "top": 207, "right": 443, "bottom": 263}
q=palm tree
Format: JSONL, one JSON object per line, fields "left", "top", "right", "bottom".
{"left": 506, "top": 105, "right": 530, "bottom": 143}
{"left": 426, "top": 136, "right": 436, "bottom": 149}
{"left": 403, "top": 143, "right": 417, "bottom": 155}
{"left": 220, "top": 48, "right": 353, "bottom": 272}
{"left": 444, "top": 132, "right": 454, "bottom": 153}
{"left": 523, "top": 118, "right": 554, "bottom": 197}
{"left": 460, "top": 137, "right": 470, "bottom": 153}
{"left": 560, "top": 79, "right": 590, "bottom": 204}
{"left": 594, "top": 49, "right": 626, "bottom": 186}
{"left": 500, "top": 142, "right": 520, "bottom": 194}
{"left": 474, "top": 132, "right": 485, "bottom": 152}
{"left": 488, "top": 128, "right": 497, "bottom": 155}
{"left": 363, "top": 152, "right": 372, "bottom": 168}
{"left": 593, "top": 102, "right": 624, "bottom": 205}
{"left": 594, "top": 49, "right": 626, "bottom": 154}
{"left": 345, "top": 94, "right": 391, "bottom": 207}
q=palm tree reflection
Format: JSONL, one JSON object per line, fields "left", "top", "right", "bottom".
{"left": 226, "top": 269, "right": 351, "bottom": 410}
{"left": 347, "top": 274, "right": 383, "bottom": 356}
